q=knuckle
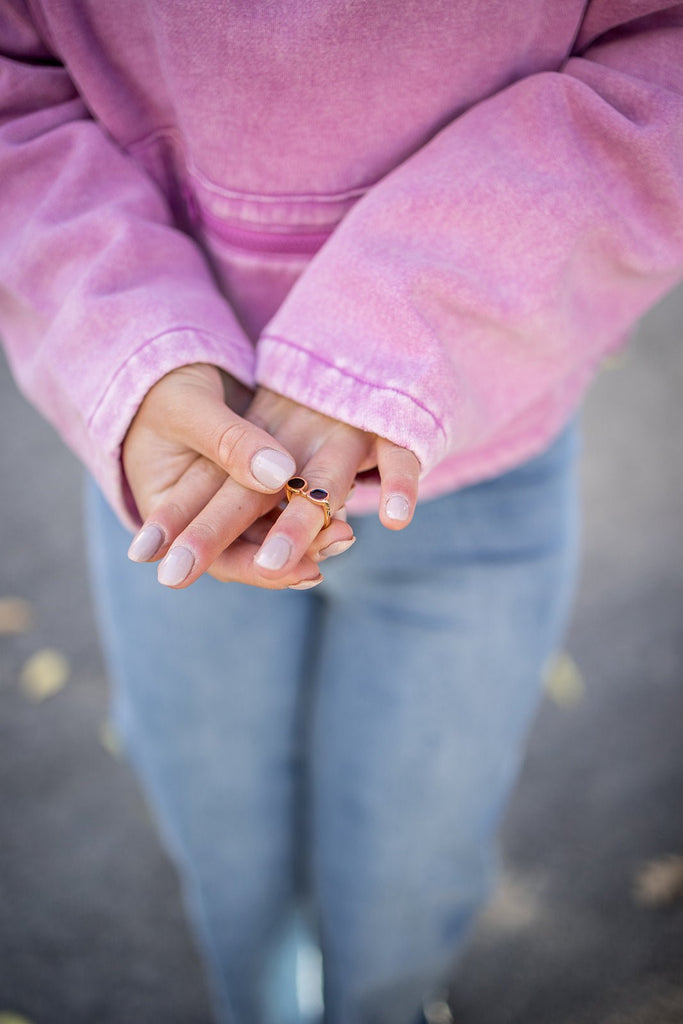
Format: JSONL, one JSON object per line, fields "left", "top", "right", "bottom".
{"left": 214, "top": 419, "right": 253, "bottom": 469}
{"left": 301, "top": 465, "right": 338, "bottom": 498}
{"left": 153, "top": 499, "right": 188, "bottom": 528}
{"left": 183, "top": 519, "right": 222, "bottom": 556}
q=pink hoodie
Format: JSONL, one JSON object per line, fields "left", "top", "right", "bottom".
{"left": 1, "top": 1, "right": 682, "bottom": 526}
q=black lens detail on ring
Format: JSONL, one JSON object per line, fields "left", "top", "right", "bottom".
{"left": 287, "top": 477, "right": 307, "bottom": 490}
{"left": 308, "top": 488, "right": 329, "bottom": 501}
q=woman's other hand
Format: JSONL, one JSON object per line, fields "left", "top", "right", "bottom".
{"left": 122, "top": 363, "right": 293, "bottom": 557}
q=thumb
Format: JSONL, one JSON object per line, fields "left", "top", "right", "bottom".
{"left": 179, "top": 387, "right": 297, "bottom": 492}
{"left": 152, "top": 364, "right": 297, "bottom": 492}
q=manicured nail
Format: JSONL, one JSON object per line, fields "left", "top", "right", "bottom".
{"left": 158, "top": 546, "right": 194, "bottom": 587}
{"left": 318, "top": 537, "right": 356, "bottom": 561}
{"left": 128, "top": 524, "right": 164, "bottom": 562}
{"left": 254, "top": 535, "right": 291, "bottom": 571}
{"left": 251, "top": 448, "right": 297, "bottom": 490}
{"left": 385, "top": 495, "right": 411, "bottom": 521}
{"left": 289, "top": 575, "right": 324, "bottom": 591}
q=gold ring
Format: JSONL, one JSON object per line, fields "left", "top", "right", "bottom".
{"left": 305, "top": 487, "right": 332, "bottom": 529}
{"left": 285, "top": 476, "right": 308, "bottom": 501}
{"left": 284, "top": 477, "right": 332, "bottom": 529}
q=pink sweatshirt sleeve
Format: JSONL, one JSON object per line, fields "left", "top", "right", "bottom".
{"left": 257, "top": 2, "right": 683, "bottom": 477}
{"left": 0, "top": 5, "right": 254, "bottom": 525}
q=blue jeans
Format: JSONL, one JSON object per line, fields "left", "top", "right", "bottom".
{"left": 86, "top": 423, "right": 580, "bottom": 1024}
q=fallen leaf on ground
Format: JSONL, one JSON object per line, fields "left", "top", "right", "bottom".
{"left": 480, "top": 872, "right": 543, "bottom": 932}
{"left": 0, "top": 597, "right": 33, "bottom": 635}
{"left": 634, "top": 854, "right": 683, "bottom": 908}
{"left": 19, "top": 648, "right": 70, "bottom": 702}
{"left": 543, "top": 652, "right": 585, "bottom": 708}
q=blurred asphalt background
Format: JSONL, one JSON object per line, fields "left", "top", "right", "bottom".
{"left": 1, "top": 285, "right": 682, "bottom": 1024}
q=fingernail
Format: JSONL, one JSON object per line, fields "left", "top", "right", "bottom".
{"left": 385, "top": 495, "right": 411, "bottom": 521}
{"left": 251, "top": 448, "right": 297, "bottom": 490}
{"left": 289, "top": 575, "right": 324, "bottom": 591}
{"left": 254, "top": 535, "right": 291, "bottom": 571}
{"left": 318, "top": 537, "right": 356, "bottom": 560}
{"left": 128, "top": 524, "right": 164, "bottom": 562}
{"left": 158, "top": 546, "right": 194, "bottom": 586}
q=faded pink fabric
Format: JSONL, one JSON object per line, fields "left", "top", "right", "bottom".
{"left": 1, "top": 1, "right": 682, "bottom": 527}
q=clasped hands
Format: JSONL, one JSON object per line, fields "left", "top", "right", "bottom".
{"left": 123, "top": 363, "right": 420, "bottom": 590}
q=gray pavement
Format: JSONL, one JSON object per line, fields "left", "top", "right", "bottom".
{"left": 1, "top": 286, "right": 682, "bottom": 1023}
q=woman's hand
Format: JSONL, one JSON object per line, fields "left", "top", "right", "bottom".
{"left": 122, "top": 365, "right": 359, "bottom": 588}
{"left": 123, "top": 362, "right": 298, "bottom": 514}
{"left": 124, "top": 370, "right": 420, "bottom": 590}
{"left": 235, "top": 387, "right": 420, "bottom": 580}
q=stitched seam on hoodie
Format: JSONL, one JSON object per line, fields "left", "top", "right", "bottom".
{"left": 86, "top": 326, "right": 245, "bottom": 433}
{"left": 260, "top": 333, "right": 447, "bottom": 440}
{"left": 125, "top": 127, "right": 371, "bottom": 205}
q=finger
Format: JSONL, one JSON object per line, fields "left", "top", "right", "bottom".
{"left": 170, "top": 382, "right": 297, "bottom": 493}
{"left": 206, "top": 508, "right": 339, "bottom": 586}
{"left": 156, "top": 479, "right": 276, "bottom": 588}
{"left": 160, "top": 483, "right": 353, "bottom": 588}
{"left": 242, "top": 504, "right": 354, "bottom": 563}
{"left": 376, "top": 440, "right": 420, "bottom": 530}
{"left": 144, "top": 458, "right": 354, "bottom": 586}
{"left": 312, "top": 532, "right": 356, "bottom": 563}
{"left": 127, "top": 456, "right": 227, "bottom": 563}
{"left": 253, "top": 430, "right": 368, "bottom": 579}
{"left": 207, "top": 539, "right": 325, "bottom": 591}
{"left": 309, "top": 517, "right": 356, "bottom": 563}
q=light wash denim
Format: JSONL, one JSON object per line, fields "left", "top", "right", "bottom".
{"left": 86, "top": 422, "right": 580, "bottom": 1024}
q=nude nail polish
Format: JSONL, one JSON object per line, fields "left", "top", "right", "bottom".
{"left": 385, "top": 495, "right": 411, "bottom": 521}
{"left": 318, "top": 537, "right": 356, "bottom": 560}
{"left": 289, "top": 576, "right": 324, "bottom": 591}
{"left": 254, "top": 535, "right": 291, "bottom": 571}
{"left": 251, "top": 448, "right": 296, "bottom": 490}
{"left": 158, "top": 546, "right": 194, "bottom": 587}
{"left": 128, "top": 524, "right": 164, "bottom": 562}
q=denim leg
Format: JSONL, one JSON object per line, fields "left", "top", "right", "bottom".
{"left": 86, "top": 421, "right": 579, "bottom": 1024}
{"left": 311, "top": 425, "right": 580, "bottom": 1024}
{"left": 86, "top": 482, "right": 320, "bottom": 1024}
